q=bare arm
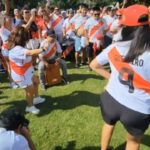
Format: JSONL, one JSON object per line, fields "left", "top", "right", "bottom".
{"left": 25, "top": 49, "right": 43, "bottom": 56}
{"left": 20, "top": 126, "right": 36, "bottom": 150}
{"left": 90, "top": 58, "right": 110, "bottom": 79}
{"left": 22, "top": 16, "right": 35, "bottom": 30}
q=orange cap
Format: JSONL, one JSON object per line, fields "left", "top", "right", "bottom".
{"left": 119, "top": 4, "right": 149, "bottom": 26}
{"left": 116, "top": 8, "right": 123, "bottom": 15}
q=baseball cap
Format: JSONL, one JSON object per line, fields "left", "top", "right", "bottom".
{"left": 119, "top": 4, "right": 149, "bottom": 26}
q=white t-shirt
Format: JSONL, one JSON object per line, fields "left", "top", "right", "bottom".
{"left": 84, "top": 17, "right": 107, "bottom": 43}
{"left": 110, "top": 19, "right": 122, "bottom": 42}
{"left": 96, "top": 41, "right": 150, "bottom": 114}
{"left": 63, "top": 17, "right": 75, "bottom": 39}
{"left": 70, "top": 15, "right": 88, "bottom": 30}
{"left": 9, "top": 46, "right": 33, "bottom": 84}
{"left": 50, "top": 14, "right": 64, "bottom": 34}
{"left": 0, "top": 27, "right": 11, "bottom": 43}
{"left": 40, "top": 40, "right": 62, "bottom": 60}
{"left": 12, "top": 18, "right": 22, "bottom": 28}
{"left": 0, "top": 27, "right": 11, "bottom": 57}
{"left": 102, "top": 15, "right": 115, "bottom": 38}
{"left": 0, "top": 128, "right": 31, "bottom": 150}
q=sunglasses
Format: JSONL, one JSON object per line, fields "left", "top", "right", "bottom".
{"left": 24, "top": 11, "right": 30, "bottom": 14}
{"left": 116, "top": 15, "right": 122, "bottom": 17}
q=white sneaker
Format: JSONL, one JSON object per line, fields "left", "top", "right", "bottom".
{"left": 10, "top": 82, "right": 19, "bottom": 89}
{"left": 33, "top": 97, "right": 45, "bottom": 105}
{"left": 25, "top": 106, "right": 40, "bottom": 114}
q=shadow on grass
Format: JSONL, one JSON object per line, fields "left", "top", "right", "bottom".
{"left": 0, "top": 73, "right": 9, "bottom": 83}
{"left": 0, "top": 96, "right": 8, "bottom": 100}
{"left": 0, "top": 99, "right": 26, "bottom": 111}
{"left": 55, "top": 141, "right": 100, "bottom": 150}
{"left": 0, "top": 86, "right": 10, "bottom": 90}
{"left": 37, "top": 90, "right": 100, "bottom": 117}
{"left": 0, "top": 90, "right": 100, "bottom": 116}
{"left": 68, "top": 73, "right": 104, "bottom": 83}
{"left": 113, "top": 134, "right": 150, "bottom": 150}
{"left": 54, "top": 134, "right": 150, "bottom": 150}
{"left": 0, "top": 90, "right": 3, "bottom": 94}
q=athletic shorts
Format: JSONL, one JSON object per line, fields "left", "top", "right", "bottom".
{"left": 75, "top": 36, "right": 82, "bottom": 52}
{"left": 100, "top": 91, "right": 150, "bottom": 137}
{"left": 16, "top": 77, "right": 33, "bottom": 89}
{"left": 13, "top": 72, "right": 34, "bottom": 89}
{"left": 86, "top": 42, "right": 93, "bottom": 58}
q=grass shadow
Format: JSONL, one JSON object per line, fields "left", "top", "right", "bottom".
{"left": 0, "top": 99, "right": 26, "bottom": 111}
{"left": 54, "top": 136, "right": 150, "bottom": 150}
{"left": 68, "top": 73, "right": 104, "bottom": 83}
{"left": 37, "top": 90, "right": 100, "bottom": 117}
{"left": 114, "top": 134, "right": 150, "bottom": 150}
{"left": 0, "top": 96, "right": 8, "bottom": 100}
{"left": 0, "top": 86, "right": 10, "bottom": 90}
{"left": 0, "top": 73, "right": 9, "bottom": 84}
{"left": 0, "top": 90, "right": 100, "bottom": 116}
{"left": 54, "top": 141, "right": 100, "bottom": 150}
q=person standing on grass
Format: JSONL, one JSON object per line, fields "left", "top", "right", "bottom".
{"left": 90, "top": 4, "right": 150, "bottom": 150}
{"left": 8, "top": 26, "right": 45, "bottom": 114}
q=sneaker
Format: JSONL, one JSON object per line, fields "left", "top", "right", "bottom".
{"left": 41, "top": 84, "right": 47, "bottom": 90}
{"left": 62, "top": 77, "right": 70, "bottom": 84}
{"left": 75, "top": 63, "right": 80, "bottom": 68}
{"left": 0, "top": 69, "right": 6, "bottom": 73}
{"left": 25, "top": 106, "right": 40, "bottom": 114}
{"left": 33, "top": 96, "right": 45, "bottom": 105}
{"left": 81, "top": 62, "right": 87, "bottom": 66}
{"left": 107, "top": 146, "right": 114, "bottom": 150}
{"left": 10, "top": 82, "right": 19, "bottom": 89}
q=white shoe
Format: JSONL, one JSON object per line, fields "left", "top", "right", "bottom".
{"left": 33, "top": 97, "right": 45, "bottom": 105}
{"left": 10, "top": 82, "right": 19, "bottom": 89}
{"left": 25, "top": 106, "right": 40, "bottom": 114}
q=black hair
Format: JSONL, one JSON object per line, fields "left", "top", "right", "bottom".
{"left": 92, "top": 7, "right": 100, "bottom": 12}
{"left": 78, "top": 3, "right": 88, "bottom": 9}
{"left": 124, "top": 14, "right": 150, "bottom": 62}
{"left": 8, "top": 26, "right": 30, "bottom": 47}
{"left": 0, "top": 108, "right": 29, "bottom": 130}
{"left": 121, "top": 26, "right": 137, "bottom": 42}
{"left": 106, "top": 6, "right": 112, "bottom": 12}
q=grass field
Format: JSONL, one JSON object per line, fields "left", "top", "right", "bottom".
{"left": 0, "top": 62, "right": 150, "bottom": 150}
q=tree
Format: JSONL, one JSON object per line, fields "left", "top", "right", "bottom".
{"left": 2, "top": 0, "right": 10, "bottom": 14}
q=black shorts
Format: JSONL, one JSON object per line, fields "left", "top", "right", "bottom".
{"left": 100, "top": 91, "right": 150, "bottom": 137}
{"left": 86, "top": 42, "right": 93, "bottom": 58}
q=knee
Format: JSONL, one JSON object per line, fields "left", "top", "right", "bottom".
{"left": 32, "top": 75, "right": 40, "bottom": 85}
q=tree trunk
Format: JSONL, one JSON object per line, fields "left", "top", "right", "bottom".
{"left": 5, "top": 0, "right": 10, "bottom": 15}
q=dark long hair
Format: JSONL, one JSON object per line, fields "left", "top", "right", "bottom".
{"left": 124, "top": 15, "right": 150, "bottom": 62}
{"left": 8, "top": 26, "right": 30, "bottom": 47}
{"left": 121, "top": 26, "right": 137, "bottom": 42}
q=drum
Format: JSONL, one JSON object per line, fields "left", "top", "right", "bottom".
{"left": 45, "top": 63, "right": 62, "bottom": 86}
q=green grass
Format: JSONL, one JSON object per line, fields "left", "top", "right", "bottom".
{"left": 0, "top": 62, "right": 150, "bottom": 150}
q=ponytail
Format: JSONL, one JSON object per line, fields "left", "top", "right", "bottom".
{"left": 124, "top": 25, "right": 150, "bottom": 62}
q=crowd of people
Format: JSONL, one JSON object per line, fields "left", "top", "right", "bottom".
{"left": 0, "top": 1, "right": 150, "bottom": 150}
